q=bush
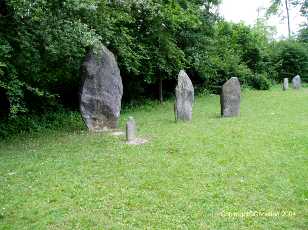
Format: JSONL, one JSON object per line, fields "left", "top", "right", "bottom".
{"left": 251, "top": 73, "right": 272, "bottom": 90}
{"left": 235, "top": 63, "right": 255, "bottom": 86}
{"left": 270, "top": 40, "right": 308, "bottom": 82}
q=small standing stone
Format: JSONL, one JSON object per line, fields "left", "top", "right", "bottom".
{"left": 292, "top": 75, "right": 301, "bottom": 89}
{"left": 220, "top": 77, "right": 241, "bottom": 117}
{"left": 126, "top": 117, "right": 136, "bottom": 142}
{"left": 283, "top": 78, "right": 289, "bottom": 91}
{"left": 175, "top": 70, "right": 194, "bottom": 122}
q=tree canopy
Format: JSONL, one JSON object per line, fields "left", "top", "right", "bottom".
{"left": 0, "top": 0, "right": 307, "bottom": 122}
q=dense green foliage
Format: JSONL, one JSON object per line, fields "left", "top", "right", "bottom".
{"left": 298, "top": 25, "right": 308, "bottom": 42}
{"left": 198, "top": 21, "right": 274, "bottom": 92}
{"left": 0, "top": 0, "right": 220, "bottom": 117}
{"left": 270, "top": 40, "right": 308, "bottom": 81}
{"left": 0, "top": 0, "right": 307, "bottom": 123}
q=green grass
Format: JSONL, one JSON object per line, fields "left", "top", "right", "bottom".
{"left": 1, "top": 87, "right": 308, "bottom": 229}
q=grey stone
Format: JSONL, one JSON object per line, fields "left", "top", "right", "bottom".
{"left": 126, "top": 117, "right": 136, "bottom": 142}
{"left": 175, "top": 70, "right": 194, "bottom": 122}
{"left": 80, "top": 45, "right": 123, "bottom": 131}
{"left": 283, "top": 78, "right": 289, "bottom": 91}
{"left": 292, "top": 75, "right": 301, "bottom": 89}
{"left": 220, "top": 77, "right": 241, "bottom": 117}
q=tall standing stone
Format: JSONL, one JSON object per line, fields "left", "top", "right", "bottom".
{"left": 220, "top": 77, "right": 241, "bottom": 117}
{"left": 292, "top": 75, "right": 301, "bottom": 89}
{"left": 283, "top": 78, "right": 289, "bottom": 91}
{"left": 126, "top": 117, "right": 136, "bottom": 142}
{"left": 80, "top": 45, "right": 123, "bottom": 132}
{"left": 175, "top": 70, "right": 194, "bottom": 122}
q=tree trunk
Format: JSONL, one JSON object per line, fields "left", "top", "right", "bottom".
{"left": 159, "top": 76, "right": 163, "bottom": 103}
{"left": 285, "top": 0, "right": 291, "bottom": 38}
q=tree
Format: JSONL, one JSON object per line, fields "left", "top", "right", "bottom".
{"left": 298, "top": 25, "right": 308, "bottom": 42}
{"left": 0, "top": 0, "right": 102, "bottom": 116}
{"left": 297, "top": 0, "right": 308, "bottom": 18}
{"left": 0, "top": 0, "right": 223, "bottom": 115}
{"left": 267, "top": 0, "right": 292, "bottom": 38}
{"left": 267, "top": 0, "right": 307, "bottom": 38}
{"left": 3, "top": 0, "right": 296, "bottom": 123}
{"left": 270, "top": 40, "right": 308, "bottom": 82}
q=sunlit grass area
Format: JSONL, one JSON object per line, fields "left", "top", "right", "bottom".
{"left": 1, "top": 87, "right": 307, "bottom": 229}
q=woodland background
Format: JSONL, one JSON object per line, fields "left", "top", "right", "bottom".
{"left": 0, "top": 0, "right": 307, "bottom": 137}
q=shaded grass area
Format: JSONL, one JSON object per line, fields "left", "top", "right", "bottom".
{"left": 0, "top": 110, "right": 85, "bottom": 139}
{"left": 0, "top": 87, "right": 308, "bottom": 229}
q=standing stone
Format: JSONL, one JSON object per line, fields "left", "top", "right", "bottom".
{"left": 126, "top": 117, "right": 136, "bottom": 142}
{"left": 80, "top": 45, "right": 123, "bottom": 132}
{"left": 283, "top": 78, "right": 289, "bottom": 91}
{"left": 220, "top": 77, "right": 241, "bottom": 117}
{"left": 175, "top": 70, "right": 194, "bottom": 122}
{"left": 292, "top": 75, "right": 301, "bottom": 89}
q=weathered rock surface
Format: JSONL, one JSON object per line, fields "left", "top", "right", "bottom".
{"left": 80, "top": 46, "right": 123, "bottom": 131}
{"left": 283, "top": 78, "right": 289, "bottom": 91}
{"left": 292, "top": 75, "right": 301, "bottom": 89}
{"left": 175, "top": 70, "right": 194, "bottom": 122}
{"left": 220, "top": 77, "right": 241, "bottom": 117}
{"left": 126, "top": 117, "right": 136, "bottom": 142}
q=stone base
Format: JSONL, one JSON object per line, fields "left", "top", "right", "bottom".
{"left": 110, "top": 131, "right": 125, "bottom": 136}
{"left": 126, "top": 138, "right": 148, "bottom": 145}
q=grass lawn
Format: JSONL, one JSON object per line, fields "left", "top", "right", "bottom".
{"left": 0, "top": 86, "right": 308, "bottom": 229}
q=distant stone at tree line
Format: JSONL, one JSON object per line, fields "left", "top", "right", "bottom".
{"left": 175, "top": 70, "right": 194, "bottom": 122}
{"left": 80, "top": 45, "right": 123, "bottom": 132}
{"left": 220, "top": 77, "right": 241, "bottom": 118}
{"left": 292, "top": 75, "right": 301, "bottom": 89}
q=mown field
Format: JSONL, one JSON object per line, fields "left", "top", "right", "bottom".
{"left": 0, "top": 87, "right": 307, "bottom": 229}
